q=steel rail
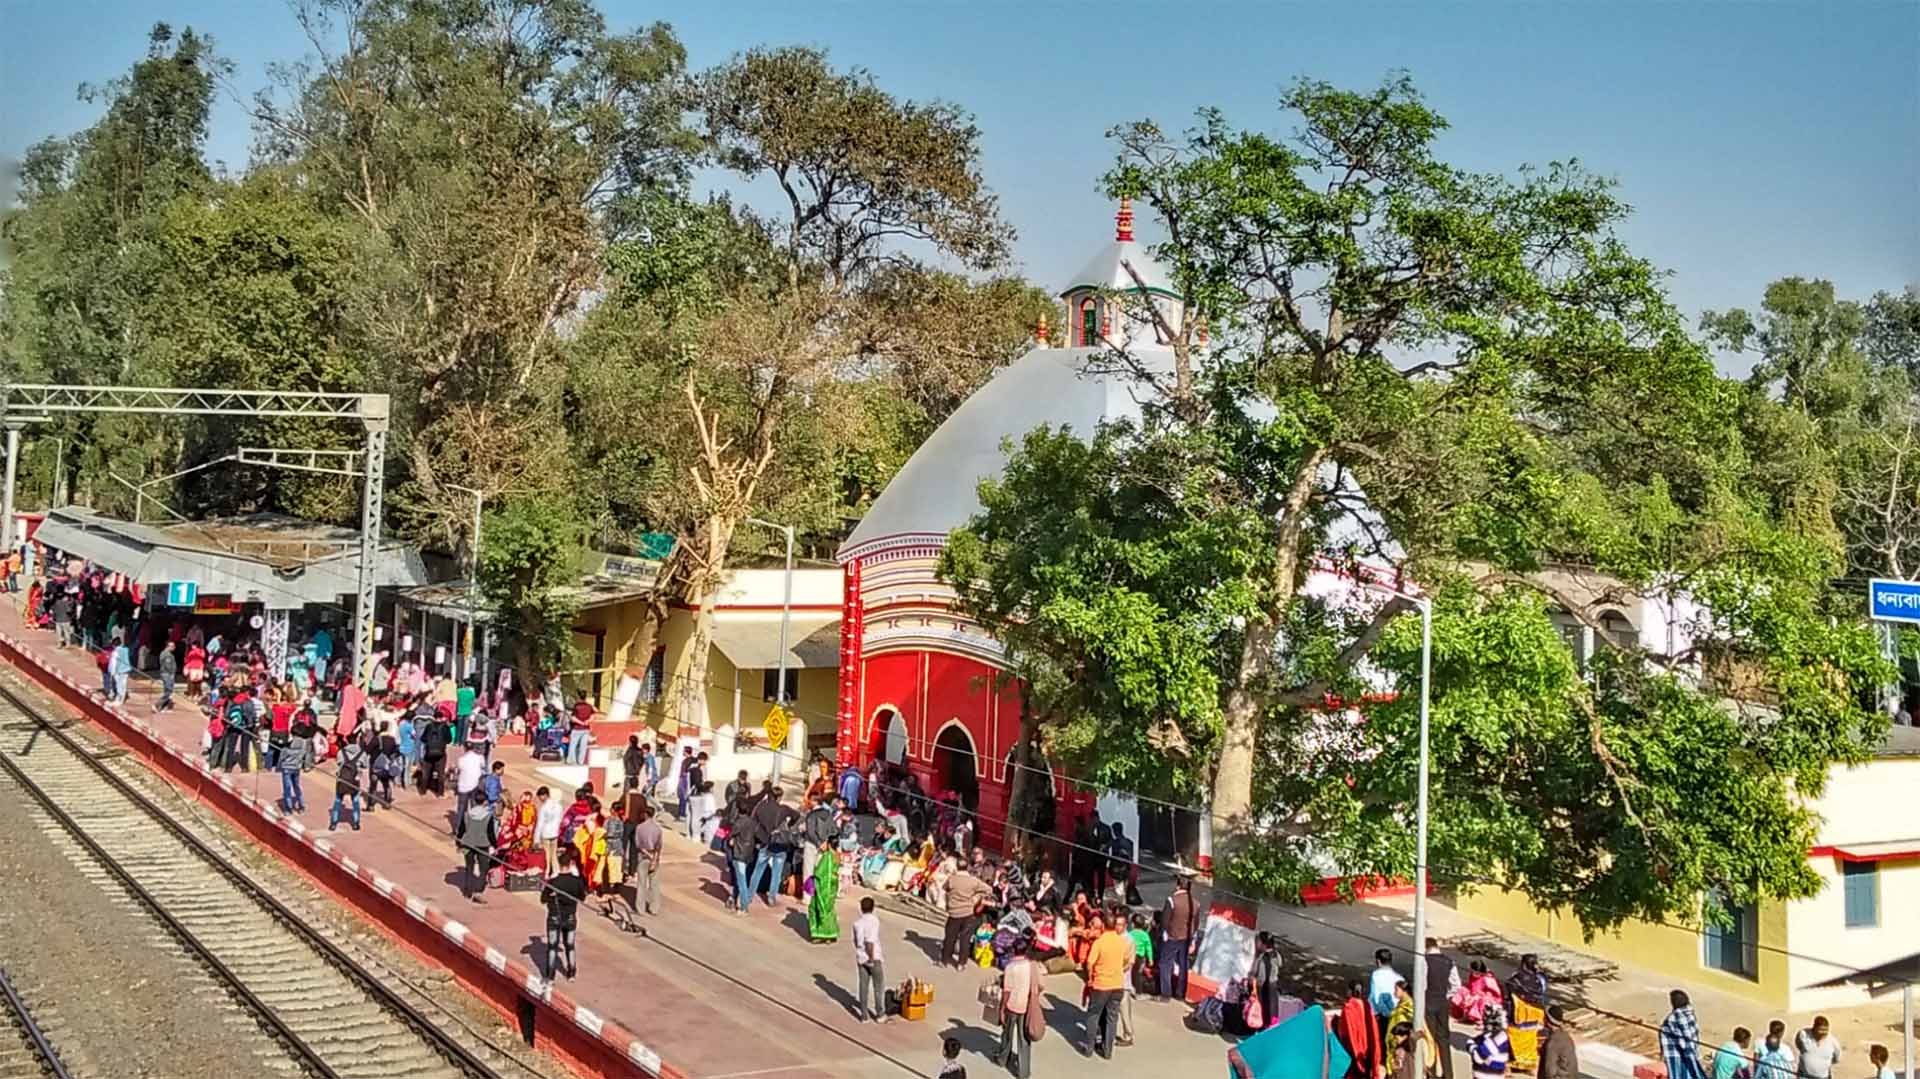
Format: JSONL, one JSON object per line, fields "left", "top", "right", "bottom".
{"left": 0, "top": 683, "right": 505, "bottom": 1079}
{"left": 0, "top": 968, "right": 74, "bottom": 1079}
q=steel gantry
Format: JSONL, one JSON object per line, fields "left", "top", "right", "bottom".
{"left": 0, "top": 384, "right": 392, "bottom": 687}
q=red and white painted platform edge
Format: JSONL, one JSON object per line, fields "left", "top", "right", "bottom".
{"left": 0, "top": 630, "right": 677, "bottom": 1079}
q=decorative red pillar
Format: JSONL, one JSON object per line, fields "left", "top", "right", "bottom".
{"left": 836, "top": 558, "right": 863, "bottom": 767}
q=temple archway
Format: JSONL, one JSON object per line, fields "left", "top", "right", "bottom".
{"left": 881, "top": 708, "right": 909, "bottom": 766}
{"left": 932, "top": 720, "right": 979, "bottom": 813}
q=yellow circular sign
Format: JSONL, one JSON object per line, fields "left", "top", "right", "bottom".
{"left": 764, "top": 705, "right": 790, "bottom": 751}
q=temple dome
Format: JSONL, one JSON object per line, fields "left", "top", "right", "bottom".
{"left": 839, "top": 202, "right": 1185, "bottom": 562}
{"left": 837, "top": 341, "right": 1174, "bottom": 561}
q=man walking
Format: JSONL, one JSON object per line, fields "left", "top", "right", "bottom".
{"left": 853, "top": 896, "right": 887, "bottom": 1023}
{"left": 1159, "top": 874, "right": 1201, "bottom": 1002}
{"left": 457, "top": 795, "right": 497, "bottom": 903}
{"left": 156, "top": 643, "right": 177, "bottom": 712}
{"left": 1082, "top": 915, "right": 1127, "bottom": 1059}
{"left": 1661, "top": 990, "right": 1709, "bottom": 1079}
{"left": 454, "top": 745, "right": 486, "bottom": 823}
{"left": 630, "top": 803, "right": 663, "bottom": 915}
{"left": 52, "top": 590, "right": 73, "bottom": 648}
{"left": 1425, "top": 937, "right": 1460, "bottom": 1079}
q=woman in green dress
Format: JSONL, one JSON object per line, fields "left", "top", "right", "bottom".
{"left": 808, "top": 845, "right": 840, "bottom": 943}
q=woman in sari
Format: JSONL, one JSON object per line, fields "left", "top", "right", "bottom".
{"left": 808, "top": 845, "right": 840, "bottom": 943}
{"left": 1506, "top": 956, "right": 1549, "bottom": 1074}
{"left": 899, "top": 836, "right": 936, "bottom": 896}
{"left": 861, "top": 825, "right": 910, "bottom": 890}
{"left": 1336, "top": 980, "right": 1385, "bottom": 1079}
{"left": 1067, "top": 890, "right": 1099, "bottom": 966}
{"left": 1451, "top": 959, "right": 1504, "bottom": 1023}
{"left": 574, "top": 804, "right": 607, "bottom": 892}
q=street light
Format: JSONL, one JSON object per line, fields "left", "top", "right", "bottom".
{"left": 1354, "top": 578, "right": 1435, "bottom": 1015}
{"left": 746, "top": 515, "right": 796, "bottom": 782}
{"left": 446, "top": 483, "right": 483, "bottom": 680}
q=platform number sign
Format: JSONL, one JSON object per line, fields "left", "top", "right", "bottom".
{"left": 166, "top": 580, "right": 199, "bottom": 607}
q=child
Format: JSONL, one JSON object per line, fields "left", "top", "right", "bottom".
{"left": 604, "top": 801, "right": 628, "bottom": 887}
{"left": 972, "top": 912, "right": 998, "bottom": 968}
{"left": 484, "top": 760, "right": 506, "bottom": 808}
{"left": 937, "top": 1036, "right": 966, "bottom": 1079}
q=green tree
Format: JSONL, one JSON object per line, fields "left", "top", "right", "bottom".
{"left": 253, "top": 0, "right": 696, "bottom": 556}
{"left": 477, "top": 496, "right": 585, "bottom": 678}
{"left": 945, "top": 76, "right": 1890, "bottom": 927}
{"left": 0, "top": 23, "right": 225, "bottom": 509}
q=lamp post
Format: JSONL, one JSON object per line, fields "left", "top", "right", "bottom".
{"left": 447, "top": 484, "right": 483, "bottom": 680}
{"left": 747, "top": 515, "right": 796, "bottom": 781}
{"left": 1356, "top": 578, "right": 1435, "bottom": 1014}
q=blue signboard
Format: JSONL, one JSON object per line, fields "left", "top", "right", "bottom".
{"left": 1867, "top": 578, "right": 1920, "bottom": 623}
{"left": 166, "top": 580, "right": 199, "bottom": 607}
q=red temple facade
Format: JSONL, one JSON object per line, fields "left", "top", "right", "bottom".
{"left": 833, "top": 203, "right": 1184, "bottom": 851}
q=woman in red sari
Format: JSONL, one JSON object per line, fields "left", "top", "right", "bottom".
{"left": 1067, "top": 890, "right": 1099, "bottom": 967}
{"left": 1336, "top": 979, "right": 1384, "bottom": 1079}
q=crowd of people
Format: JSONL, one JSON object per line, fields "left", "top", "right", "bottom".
{"left": 1660, "top": 993, "right": 1896, "bottom": 1079}
{"left": 21, "top": 556, "right": 1900, "bottom": 1079}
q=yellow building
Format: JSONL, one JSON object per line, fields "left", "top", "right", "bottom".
{"left": 569, "top": 566, "right": 842, "bottom": 782}
{"left": 1449, "top": 729, "right": 1920, "bottom": 1011}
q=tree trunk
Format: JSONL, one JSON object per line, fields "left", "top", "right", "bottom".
{"left": 1004, "top": 683, "right": 1042, "bottom": 867}
{"left": 1208, "top": 451, "right": 1319, "bottom": 881}
{"left": 1209, "top": 617, "right": 1277, "bottom": 877}
{"left": 677, "top": 515, "right": 738, "bottom": 739}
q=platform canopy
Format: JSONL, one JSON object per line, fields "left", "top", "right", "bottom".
{"left": 34, "top": 506, "right": 430, "bottom": 611}
{"left": 709, "top": 615, "right": 841, "bottom": 670}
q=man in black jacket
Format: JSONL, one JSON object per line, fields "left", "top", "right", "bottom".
{"left": 726, "top": 802, "right": 764, "bottom": 916}
{"left": 750, "top": 789, "right": 800, "bottom": 904}
{"left": 1423, "top": 938, "right": 1458, "bottom": 1079}
{"left": 802, "top": 799, "right": 838, "bottom": 892}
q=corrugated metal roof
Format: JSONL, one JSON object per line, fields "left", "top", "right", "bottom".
{"left": 35, "top": 507, "right": 430, "bottom": 610}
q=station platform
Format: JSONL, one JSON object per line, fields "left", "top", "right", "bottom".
{"left": 0, "top": 599, "right": 1216, "bottom": 1079}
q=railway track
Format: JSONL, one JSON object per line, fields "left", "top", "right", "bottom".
{"left": 0, "top": 686, "right": 510, "bottom": 1079}
{"left": 0, "top": 968, "right": 71, "bottom": 1079}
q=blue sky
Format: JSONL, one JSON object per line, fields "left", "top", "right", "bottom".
{"left": 4, "top": 1, "right": 1916, "bottom": 360}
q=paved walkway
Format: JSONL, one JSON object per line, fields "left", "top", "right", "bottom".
{"left": 20, "top": 596, "right": 1826, "bottom": 1079}
{"left": 0, "top": 600, "right": 1238, "bottom": 1079}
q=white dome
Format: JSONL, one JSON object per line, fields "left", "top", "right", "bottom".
{"left": 838, "top": 343, "right": 1174, "bottom": 561}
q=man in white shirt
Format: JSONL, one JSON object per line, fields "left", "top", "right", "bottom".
{"left": 535, "top": 786, "right": 563, "bottom": 875}
{"left": 853, "top": 896, "right": 886, "bottom": 1024}
{"left": 454, "top": 747, "right": 486, "bottom": 826}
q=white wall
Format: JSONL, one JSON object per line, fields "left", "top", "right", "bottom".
{"left": 1785, "top": 756, "right": 1920, "bottom": 1009}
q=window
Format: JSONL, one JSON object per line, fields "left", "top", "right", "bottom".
{"left": 639, "top": 648, "right": 664, "bottom": 704}
{"left": 1843, "top": 861, "right": 1879, "bottom": 928}
{"left": 761, "top": 667, "right": 799, "bottom": 703}
{"left": 1081, "top": 299, "right": 1099, "bottom": 345}
{"left": 1701, "top": 891, "right": 1758, "bottom": 979}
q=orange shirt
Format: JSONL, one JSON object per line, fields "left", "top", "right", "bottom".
{"left": 1087, "top": 930, "right": 1129, "bottom": 991}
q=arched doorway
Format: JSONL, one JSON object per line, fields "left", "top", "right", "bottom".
{"left": 932, "top": 721, "right": 979, "bottom": 813}
{"left": 883, "top": 710, "right": 909, "bottom": 766}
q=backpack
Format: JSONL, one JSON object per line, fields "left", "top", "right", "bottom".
{"left": 225, "top": 700, "right": 248, "bottom": 733}
{"left": 1190, "top": 995, "right": 1226, "bottom": 1035}
{"left": 421, "top": 721, "right": 450, "bottom": 754}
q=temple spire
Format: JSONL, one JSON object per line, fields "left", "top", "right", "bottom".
{"left": 1034, "top": 312, "right": 1050, "bottom": 345}
{"left": 1115, "top": 197, "right": 1135, "bottom": 243}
